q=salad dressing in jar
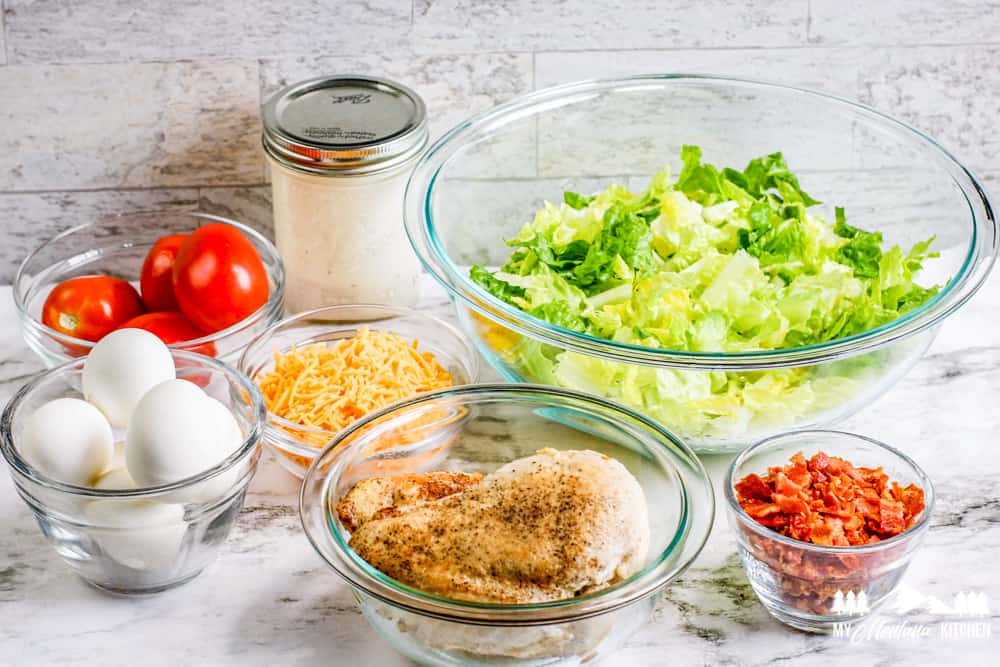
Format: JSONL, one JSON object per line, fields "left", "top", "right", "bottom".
{"left": 262, "top": 76, "right": 428, "bottom": 313}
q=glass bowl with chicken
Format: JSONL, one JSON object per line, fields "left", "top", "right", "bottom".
{"left": 300, "top": 383, "right": 714, "bottom": 666}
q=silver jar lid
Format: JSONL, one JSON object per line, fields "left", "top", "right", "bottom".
{"left": 262, "top": 75, "right": 428, "bottom": 176}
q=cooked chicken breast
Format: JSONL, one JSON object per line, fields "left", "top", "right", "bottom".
{"left": 336, "top": 471, "right": 483, "bottom": 532}
{"left": 346, "top": 448, "right": 650, "bottom": 604}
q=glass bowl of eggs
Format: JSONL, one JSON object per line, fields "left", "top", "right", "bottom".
{"left": 0, "top": 329, "right": 266, "bottom": 595}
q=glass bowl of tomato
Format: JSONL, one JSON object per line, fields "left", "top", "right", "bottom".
{"left": 14, "top": 211, "right": 285, "bottom": 367}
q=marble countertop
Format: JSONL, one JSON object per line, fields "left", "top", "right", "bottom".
{"left": 1, "top": 275, "right": 998, "bottom": 667}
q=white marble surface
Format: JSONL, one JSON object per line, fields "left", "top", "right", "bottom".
{"left": 1, "top": 271, "right": 998, "bottom": 666}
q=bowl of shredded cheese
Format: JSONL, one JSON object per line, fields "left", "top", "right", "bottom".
{"left": 238, "top": 305, "right": 479, "bottom": 478}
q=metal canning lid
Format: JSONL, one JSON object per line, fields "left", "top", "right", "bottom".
{"left": 261, "top": 75, "right": 428, "bottom": 176}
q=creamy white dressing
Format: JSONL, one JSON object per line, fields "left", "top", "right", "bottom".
{"left": 268, "top": 161, "right": 421, "bottom": 313}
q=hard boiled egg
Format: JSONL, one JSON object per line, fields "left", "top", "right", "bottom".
{"left": 183, "top": 396, "right": 246, "bottom": 502}
{"left": 83, "top": 328, "right": 175, "bottom": 428}
{"left": 93, "top": 465, "right": 136, "bottom": 490}
{"left": 204, "top": 396, "right": 245, "bottom": 459}
{"left": 84, "top": 499, "right": 187, "bottom": 570}
{"left": 19, "top": 397, "right": 114, "bottom": 486}
{"left": 125, "top": 379, "right": 232, "bottom": 490}
{"left": 108, "top": 440, "right": 126, "bottom": 471}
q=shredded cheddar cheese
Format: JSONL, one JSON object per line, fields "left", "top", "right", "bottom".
{"left": 256, "top": 327, "right": 454, "bottom": 440}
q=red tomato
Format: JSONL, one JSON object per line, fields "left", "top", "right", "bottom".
{"left": 42, "top": 276, "right": 145, "bottom": 343}
{"left": 140, "top": 234, "right": 187, "bottom": 311}
{"left": 172, "top": 224, "right": 268, "bottom": 333}
{"left": 116, "top": 311, "right": 217, "bottom": 356}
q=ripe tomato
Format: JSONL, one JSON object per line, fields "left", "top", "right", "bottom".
{"left": 42, "top": 276, "right": 145, "bottom": 343}
{"left": 140, "top": 234, "right": 187, "bottom": 311}
{"left": 116, "top": 311, "right": 217, "bottom": 356}
{"left": 172, "top": 224, "right": 268, "bottom": 333}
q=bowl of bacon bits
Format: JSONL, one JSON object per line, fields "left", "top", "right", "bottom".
{"left": 238, "top": 305, "right": 479, "bottom": 478}
{"left": 725, "top": 430, "right": 933, "bottom": 633}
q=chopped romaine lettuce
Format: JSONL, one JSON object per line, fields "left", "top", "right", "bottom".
{"left": 472, "top": 146, "right": 938, "bottom": 351}
{"left": 469, "top": 146, "right": 940, "bottom": 439}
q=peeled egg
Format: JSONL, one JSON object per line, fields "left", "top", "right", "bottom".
{"left": 93, "top": 466, "right": 136, "bottom": 490}
{"left": 204, "top": 396, "right": 245, "bottom": 459}
{"left": 125, "top": 379, "right": 230, "bottom": 489}
{"left": 107, "top": 441, "right": 126, "bottom": 471}
{"left": 183, "top": 396, "right": 246, "bottom": 502}
{"left": 83, "top": 328, "right": 175, "bottom": 427}
{"left": 19, "top": 397, "right": 114, "bottom": 486}
{"left": 84, "top": 499, "right": 187, "bottom": 570}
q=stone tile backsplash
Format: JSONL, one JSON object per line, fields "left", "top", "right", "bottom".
{"left": 409, "top": 0, "right": 809, "bottom": 52}
{"left": 2, "top": 0, "right": 412, "bottom": 63}
{"left": 0, "top": 0, "right": 997, "bottom": 281}
{"left": 0, "top": 61, "right": 263, "bottom": 191}
{"left": 806, "top": 0, "right": 1000, "bottom": 46}
{"left": 0, "top": 9, "right": 6, "bottom": 66}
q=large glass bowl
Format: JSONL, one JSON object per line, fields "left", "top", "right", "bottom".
{"left": 405, "top": 75, "right": 998, "bottom": 453}
{"left": 15, "top": 211, "right": 285, "bottom": 367}
{"left": 1, "top": 350, "right": 266, "bottom": 595}
{"left": 301, "top": 384, "right": 714, "bottom": 666}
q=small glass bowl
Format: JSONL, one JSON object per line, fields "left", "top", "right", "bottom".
{"left": 725, "top": 430, "right": 934, "bottom": 633}
{"left": 238, "top": 304, "right": 480, "bottom": 478}
{"left": 301, "top": 383, "right": 715, "bottom": 666}
{"left": 14, "top": 210, "right": 286, "bottom": 367}
{"left": 0, "top": 350, "right": 266, "bottom": 595}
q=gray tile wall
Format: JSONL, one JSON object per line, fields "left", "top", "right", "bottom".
{"left": 0, "top": 0, "right": 997, "bottom": 280}
{"left": 0, "top": 7, "right": 6, "bottom": 66}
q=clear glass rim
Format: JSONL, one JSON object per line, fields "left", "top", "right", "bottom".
{"left": 299, "top": 382, "right": 715, "bottom": 625}
{"left": 238, "top": 303, "right": 482, "bottom": 460}
{"left": 405, "top": 74, "right": 998, "bottom": 370}
{"left": 13, "top": 210, "right": 287, "bottom": 354}
{"left": 724, "top": 429, "right": 935, "bottom": 554}
{"left": 0, "top": 349, "right": 267, "bottom": 498}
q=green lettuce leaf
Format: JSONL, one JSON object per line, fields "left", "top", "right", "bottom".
{"left": 470, "top": 265, "right": 525, "bottom": 303}
{"left": 834, "top": 206, "right": 884, "bottom": 279}
{"left": 736, "top": 151, "right": 820, "bottom": 206}
{"left": 737, "top": 200, "right": 807, "bottom": 271}
{"left": 571, "top": 202, "right": 655, "bottom": 291}
{"left": 528, "top": 300, "right": 592, "bottom": 333}
{"left": 563, "top": 191, "right": 595, "bottom": 210}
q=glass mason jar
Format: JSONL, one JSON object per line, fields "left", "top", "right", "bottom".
{"left": 262, "top": 76, "right": 428, "bottom": 313}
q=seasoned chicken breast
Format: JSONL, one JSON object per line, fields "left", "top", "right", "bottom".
{"left": 336, "top": 471, "right": 483, "bottom": 532}
{"left": 345, "top": 448, "right": 650, "bottom": 604}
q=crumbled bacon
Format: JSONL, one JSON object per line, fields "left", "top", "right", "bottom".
{"left": 734, "top": 450, "right": 928, "bottom": 616}
{"left": 736, "top": 450, "right": 925, "bottom": 547}
{"left": 733, "top": 473, "right": 771, "bottom": 502}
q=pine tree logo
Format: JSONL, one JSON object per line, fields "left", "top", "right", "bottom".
{"left": 831, "top": 590, "right": 870, "bottom": 615}
{"left": 952, "top": 592, "right": 990, "bottom": 617}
